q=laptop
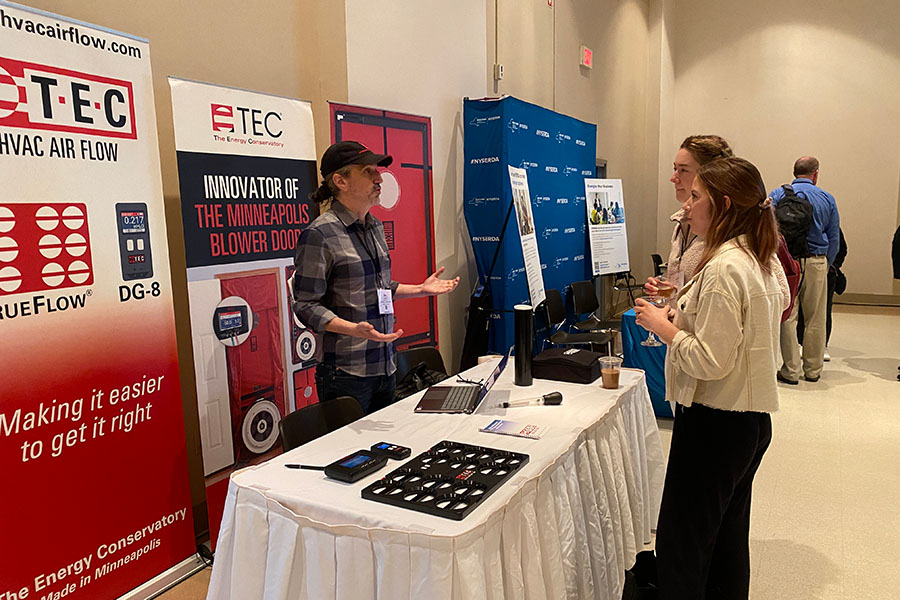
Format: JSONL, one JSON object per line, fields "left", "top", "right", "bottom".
{"left": 414, "top": 348, "right": 512, "bottom": 414}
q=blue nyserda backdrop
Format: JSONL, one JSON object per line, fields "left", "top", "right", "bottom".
{"left": 463, "top": 96, "right": 597, "bottom": 354}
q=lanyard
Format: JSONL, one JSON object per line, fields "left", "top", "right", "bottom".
{"left": 679, "top": 225, "right": 696, "bottom": 259}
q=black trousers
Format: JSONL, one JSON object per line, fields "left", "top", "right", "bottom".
{"left": 315, "top": 363, "right": 396, "bottom": 414}
{"left": 656, "top": 403, "right": 772, "bottom": 600}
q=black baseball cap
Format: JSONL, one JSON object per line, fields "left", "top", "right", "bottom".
{"left": 320, "top": 141, "right": 392, "bottom": 177}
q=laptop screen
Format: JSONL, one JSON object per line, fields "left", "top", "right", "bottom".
{"left": 477, "top": 347, "right": 513, "bottom": 402}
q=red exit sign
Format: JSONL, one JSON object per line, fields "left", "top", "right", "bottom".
{"left": 580, "top": 45, "right": 593, "bottom": 69}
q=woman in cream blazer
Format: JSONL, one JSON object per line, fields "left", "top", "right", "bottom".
{"left": 635, "top": 157, "right": 789, "bottom": 600}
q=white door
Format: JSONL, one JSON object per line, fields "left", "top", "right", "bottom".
{"left": 189, "top": 279, "right": 234, "bottom": 476}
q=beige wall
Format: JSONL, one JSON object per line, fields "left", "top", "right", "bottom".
{"left": 343, "top": 0, "right": 662, "bottom": 367}
{"left": 492, "top": 0, "right": 555, "bottom": 106}
{"left": 663, "top": 0, "right": 900, "bottom": 298}
{"left": 651, "top": 0, "right": 678, "bottom": 255}
{"left": 553, "top": 0, "right": 656, "bottom": 282}
{"left": 344, "top": 0, "right": 488, "bottom": 372}
{"left": 26, "top": 0, "right": 349, "bottom": 534}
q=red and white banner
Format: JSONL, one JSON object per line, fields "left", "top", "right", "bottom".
{"left": 0, "top": 3, "right": 195, "bottom": 599}
{"left": 169, "top": 77, "right": 317, "bottom": 546}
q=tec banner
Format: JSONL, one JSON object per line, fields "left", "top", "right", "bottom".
{"left": 0, "top": 4, "right": 195, "bottom": 600}
{"left": 169, "top": 78, "right": 317, "bottom": 546}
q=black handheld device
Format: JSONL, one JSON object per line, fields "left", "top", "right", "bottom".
{"left": 322, "top": 450, "right": 388, "bottom": 483}
{"left": 370, "top": 442, "right": 412, "bottom": 460}
{"left": 115, "top": 202, "right": 153, "bottom": 280}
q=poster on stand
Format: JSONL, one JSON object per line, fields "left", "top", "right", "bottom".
{"left": 168, "top": 77, "right": 317, "bottom": 546}
{"left": 508, "top": 166, "right": 546, "bottom": 307}
{"left": 0, "top": 3, "right": 195, "bottom": 599}
{"left": 585, "top": 178, "right": 630, "bottom": 275}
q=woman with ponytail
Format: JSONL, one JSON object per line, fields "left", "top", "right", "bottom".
{"left": 634, "top": 157, "right": 789, "bottom": 599}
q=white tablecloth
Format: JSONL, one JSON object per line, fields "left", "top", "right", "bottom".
{"left": 207, "top": 363, "right": 665, "bottom": 600}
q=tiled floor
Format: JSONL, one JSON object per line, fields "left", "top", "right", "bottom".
{"left": 655, "top": 304, "right": 900, "bottom": 599}
{"left": 161, "top": 305, "right": 900, "bottom": 599}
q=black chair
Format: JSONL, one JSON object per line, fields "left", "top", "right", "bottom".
{"left": 612, "top": 271, "right": 641, "bottom": 307}
{"left": 540, "top": 289, "right": 613, "bottom": 350}
{"left": 651, "top": 253, "right": 667, "bottom": 278}
{"left": 569, "top": 280, "right": 618, "bottom": 355}
{"left": 395, "top": 345, "right": 449, "bottom": 399}
{"left": 278, "top": 395, "right": 365, "bottom": 452}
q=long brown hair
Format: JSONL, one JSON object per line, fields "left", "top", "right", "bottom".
{"left": 695, "top": 157, "right": 778, "bottom": 273}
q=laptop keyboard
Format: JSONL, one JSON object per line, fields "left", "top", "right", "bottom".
{"left": 441, "top": 387, "right": 475, "bottom": 411}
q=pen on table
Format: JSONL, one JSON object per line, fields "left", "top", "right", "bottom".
{"left": 500, "top": 391, "right": 563, "bottom": 408}
{"left": 284, "top": 464, "right": 325, "bottom": 470}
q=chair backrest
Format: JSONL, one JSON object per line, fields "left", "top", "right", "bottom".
{"left": 542, "top": 288, "right": 566, "bottom": 327}
{"left": 651, "top": 254, "right": 665, "bottom": 277}
{"left": 570, "top": 280, "right": 599, "bottom": 315}
{"left": 395, "top": 345, "right": 447, "bottom": 382}
{"left": 279, "top": 395, "right": 364, "bottom": 452}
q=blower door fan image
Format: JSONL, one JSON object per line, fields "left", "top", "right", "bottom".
{"left": 240, "top": 386, "right": 281, "bottom": 454}
{"left": 296, "top": 330, "right": 316, "bottom": 362}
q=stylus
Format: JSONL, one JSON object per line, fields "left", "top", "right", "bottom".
{"left": 285, "top": 464, "right": 325, "bottom": 470}
{"left": 500, "top": 391, "right": 563, "bottom": 408}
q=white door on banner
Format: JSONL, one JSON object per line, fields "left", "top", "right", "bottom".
{"left": 189, "top": 279, "right": 234, "bottom": 475}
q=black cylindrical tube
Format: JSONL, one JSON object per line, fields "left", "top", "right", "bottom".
{"left": 514, "top": 304, "right": 534, "bottom": 386}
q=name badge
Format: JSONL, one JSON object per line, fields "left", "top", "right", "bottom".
{"left": 378, "top": 288, "right": 394, "bottom": 315}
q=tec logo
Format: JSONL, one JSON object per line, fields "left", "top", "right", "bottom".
{"left": 0, "top": 56, "right": 136, "bottom": 139}
{"left": 210, "top": 103, "right": 282, "bottom": 138}
{"left": 0, "top": 203, "right": 94, "bottom": 295}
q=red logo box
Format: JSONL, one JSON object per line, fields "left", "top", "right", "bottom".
{"left": 0, "top": 55, "right": 137, "bottom": 139}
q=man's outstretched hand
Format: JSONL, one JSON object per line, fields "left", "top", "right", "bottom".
{"left": 421, "top": 266, "right": 460, "bottom": 296}
{"left": 352, "top": 321, "right": 403, "bottom": 342}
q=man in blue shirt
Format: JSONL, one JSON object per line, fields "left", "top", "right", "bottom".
{"left": 772, "top": 156, "right": 840, "bottom": 384}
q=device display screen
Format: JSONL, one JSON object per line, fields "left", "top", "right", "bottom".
{"left": 341, "top": 454, "right": 371, "bottom": 468}
{"left": 375, "top": 443, "right": 391, "bottom": 450}
{"left": 128, "top": 254, "right": 146, "bottom": 264}
{"left": 218, "top": 310, "right": 243, "bottom": 331}
{"left": 121, "top": 211, "right": 146, "bottom": 234}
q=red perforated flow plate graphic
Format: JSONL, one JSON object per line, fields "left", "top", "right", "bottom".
{"left": 0, "top": 202, "right": 94, "bottom": 295}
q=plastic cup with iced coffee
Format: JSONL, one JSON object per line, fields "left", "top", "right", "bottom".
{"left": 599, "top": 356, "right": 622, "bottom": 389}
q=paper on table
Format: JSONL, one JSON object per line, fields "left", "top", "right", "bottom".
{"left": 479, "top": 419, "right": 548, "bottom": 440}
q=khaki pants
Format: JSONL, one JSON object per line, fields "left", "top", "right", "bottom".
{"left": 780, "top": 255, "right": 828, "bottom": 380}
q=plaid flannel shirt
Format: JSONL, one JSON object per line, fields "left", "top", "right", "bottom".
{"left": 292, "top": 201, "right": 398, "bottom": 377}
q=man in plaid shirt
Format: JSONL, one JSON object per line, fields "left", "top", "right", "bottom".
{"left": 292, "top": 141, "right": 459, "bottom": 413}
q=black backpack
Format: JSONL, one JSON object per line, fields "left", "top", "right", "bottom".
{"left": 774, "top": 184, "right": 814, "bottom": 259}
